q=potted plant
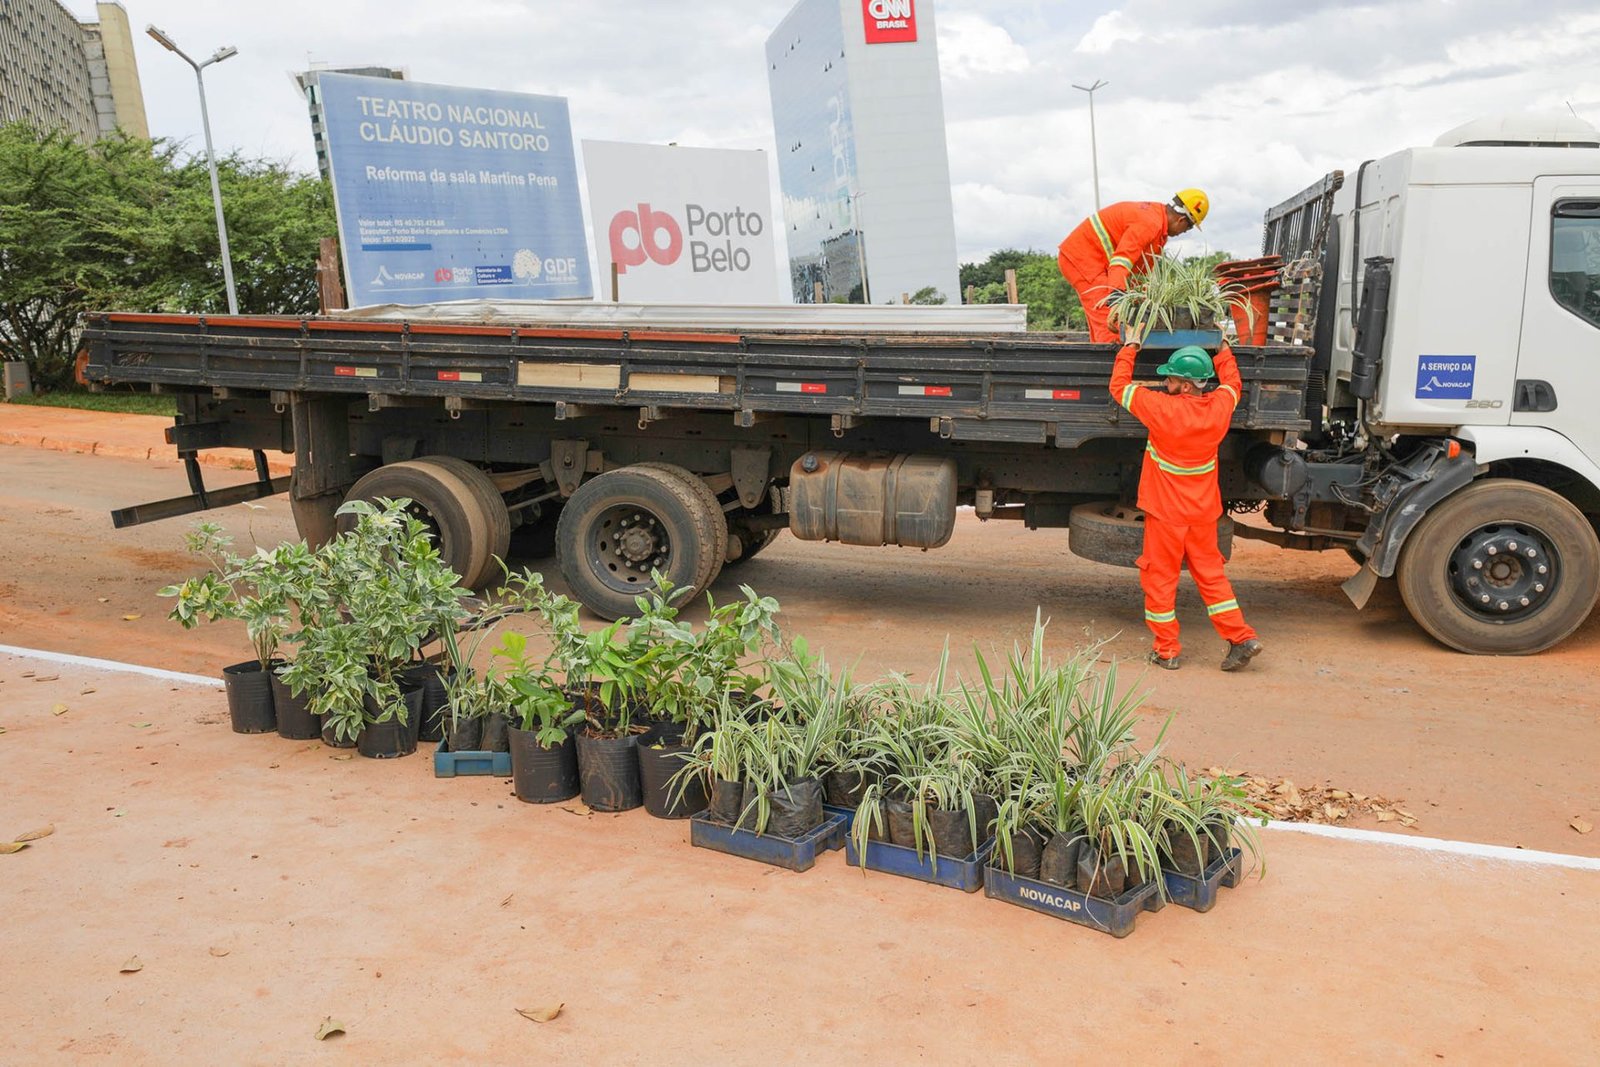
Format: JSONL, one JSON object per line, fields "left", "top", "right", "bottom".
{"left": 279, "top": 498, "right": 466, "bottom": 758}
{"left": 160, "top": 519, "right": 298, "bottom": 735}
{"left": 564, "top": 612, "right": 656, "bottom": 813}
{"left": 1103, "top": 255, "right": 1251, "bottom": 336}
{"left": 432, "top": 566, "right": 543, "bottom": 755}
{"left": 494, "top": 628, "right": 585, "bottom": 803}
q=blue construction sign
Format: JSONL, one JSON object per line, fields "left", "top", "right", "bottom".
{"left": 318, "top": 72, "right": 592, "bottom": 306}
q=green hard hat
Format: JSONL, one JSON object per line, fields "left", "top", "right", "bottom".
{"left": 1156, "top": 346, "right": 1215, "bottom": 381}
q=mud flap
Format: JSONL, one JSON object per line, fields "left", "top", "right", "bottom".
{"left": 1342, "top": 563, "right": 1381, "bottom": 610}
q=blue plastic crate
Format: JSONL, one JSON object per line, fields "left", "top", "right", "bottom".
{"left": 1161, "top": 847, "right": 1243, "bottom": 913}
{"left": 1126, "top": 328, "right": 1223, "bottom": 349}
{"left": 433, "top": 740, "right": 512, "bottom": 778}
{"left": 822, "top": 803, "right": 856, "bottom": 841}
{"left": 983, "top": 865, "right": 1162, "bottom": 938}
{"left": 1220, "top": 846, "right": 1244, "bottom": 889}
{"left": 845, "top": 834, "right": 997, "bottom": 893}
{"left": 689, "top": 811, "right": 850, "bottom": 872}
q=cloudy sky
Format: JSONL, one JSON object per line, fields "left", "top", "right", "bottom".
{"left": 108, "top": 0, "right": 1600, "bottom": 268}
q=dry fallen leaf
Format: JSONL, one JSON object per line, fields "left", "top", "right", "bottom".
{"left": 130, "top": 722, "right": 153, "bottom": 729}
{"left": 51, "top": 703, "right": 67, "bottom": 716}
{"left": 315, "top": 1017, "right": 345, "bottom": 1041}
{"left": 80, "top": 687, "right": 96, "bottom": 695}
{"left": 97, "top": 597, "right": 109, "bottom": 603}
{"left": 209, "top": 947, "right": 230, "bottom": 958}
{"left": 0, "top": 726, "right": 7, "bottom": 734}
{"left": 0, "top": 842, "right": 27, "bottom": 854}
{"left": 31, "top": 674, "right": 59, "bottom": 682}
{"left": 21, "top": 670, "right": 35, "bottom": 678}
{"left": 500, "top": 893, "right": 514, "bottom": 908}
{"left": 111, "top": 809, "right": 126, "bottom": 818}
{"left": 122, "top": 614, "right": 142, "bottom": 622}
{"left": 1572, "top": 817, "right": 1594, "bottom": 835}
{"left": 1376, "top": 811, "right": 1395, "bottom": 823}
{"left": 120, "top": 957, "right": 143, "bottom": 973}
{"left": 330, "top": 754, "right": 353, "bottom": 762}
{"left": 14, "top": 825, "right": 53, "bottom": 842}
{"left": 516, "top": 1004, "right": 564, "bottom": 1023}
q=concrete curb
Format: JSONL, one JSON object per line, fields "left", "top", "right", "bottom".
{"left": 0, "top": 411, "right": 292, "bottom": 476}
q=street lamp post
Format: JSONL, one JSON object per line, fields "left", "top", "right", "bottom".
{"left": 147, "top": 26, "right": 240, "bottom": 314}
{"left": 1071, "top": 79, "right": 1108, "bottom": 212}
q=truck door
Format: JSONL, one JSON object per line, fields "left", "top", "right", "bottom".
{"left": 1514, "top": 179, "right": 1600, "bottom": 460}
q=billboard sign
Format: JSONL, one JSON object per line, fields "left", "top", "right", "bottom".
{"left": 318, "top": 73, "right": 592, "bottom": 307}
{"left": 583, "top": 140, "right": 781, "bottom": 304}
{"left": 862, "top": 0, "right": 918, "bottom": 43}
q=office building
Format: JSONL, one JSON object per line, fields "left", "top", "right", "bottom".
{"left": 0, "top": 0, "right": 148, "bottom": 141}
{"left": 766, "top": 0, "right": 960, "bottom": 304}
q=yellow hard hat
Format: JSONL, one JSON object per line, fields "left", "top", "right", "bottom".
{"left": 1173, "top": 188, "right": 1209, "bottom": 228}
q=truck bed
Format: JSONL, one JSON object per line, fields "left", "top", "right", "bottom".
{"left": 81, "top": 312, "right": 1312, "bottom": 447}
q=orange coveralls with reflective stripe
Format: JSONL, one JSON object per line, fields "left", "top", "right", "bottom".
{"left": 1109, "top": 342, "right": 1257, "bottom": 658}
{"left": 1058, "top": 201, "right": 1170, "bottom": 343}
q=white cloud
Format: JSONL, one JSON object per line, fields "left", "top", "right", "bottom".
{"left": 1074, "top": 11, "right": 1141, "bottom": 54}
{"left": 938, "top": 13, "right": 1030, "bottom": 78}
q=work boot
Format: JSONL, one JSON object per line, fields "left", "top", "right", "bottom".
{"left": 1147, "top": 651, "right": 1182, "bottom": 671}
{"left": 1220, "top": 638, "right": 1264, "bottom": 672}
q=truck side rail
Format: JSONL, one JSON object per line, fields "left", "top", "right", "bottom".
{"left": 81, "top": 313, "right": 1312, "bottom": 447}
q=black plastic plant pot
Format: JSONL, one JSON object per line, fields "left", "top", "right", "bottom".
{"left": 575, "top": 732, "right": 643, "bottom": 812}
{"left": 884, "top": 796, "right": 917, "bottom": 848}
{"left": 321, "top": 720, "right": 358, "bottom": 749}
{"left": 1000, "top": 825, "right": 1047, "bottom": 881}
{"left": 480, "top": 711, "right": 510, "bottom": 753}
{"left": 637, "top": 740, "right": 706, "bottom": 819}
{"left": 269, "top": 672, "right": 320, "bottom": 740}
{"left": 222, "top": 660, "right": 277, "bottom": 734}
{"left": 708, "top": 777, "right": 745, "bottom": 824}
{"left": 445, "top": 714, "right": 483, "bottom": 755}
{"left": 765, "top": 777, "right": 823, "bottom": 838}
{"left": 824, "top": 769, "right": 872, "bottom": 808}
{"left": 972, "top": 793, "right": 1000, "bottom": 844}
{"left": 404, "top": 663, "right": 447, "bottom": 744}
{"left": 1040, "top": 832, "right": 1085, "bottom": 888}
{"left": 1165, "top": 830, "right": 1210, "bottom": 878}
{"left": 356, "top": 683, "right": 423, "bottom": 759}
{"left": 508, "top": 727, "right": 580, "bottom": 804}
{"left": 926, "top": 807, "right": 975, "bottom": 859}
{"left": 1077, "top": 844, "right": 1129, "bottom": 900}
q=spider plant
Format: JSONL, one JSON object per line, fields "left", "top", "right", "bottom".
{"left": 1103, "top": 255, "right": 1250, "bottom": 336}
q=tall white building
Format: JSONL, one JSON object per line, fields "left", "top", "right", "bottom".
{"left": 766, "top": 0, "right": 960, "bottom": 305}
{"left": 0, "top": 0, "right": 148, "bottom": 142}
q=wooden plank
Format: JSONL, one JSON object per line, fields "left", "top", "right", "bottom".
{"left": 628, "top": 372, "right": 728, "bottom": 394}
{"left": 516, "top": 363, "right": 622, "bottom": 389}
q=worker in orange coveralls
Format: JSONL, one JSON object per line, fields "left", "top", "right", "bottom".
{"left": 1109, "top": 339, "right": 1264, "bottom": 672}
{"left": 1058, "top": 190, "right": 1209, "bottom": 342}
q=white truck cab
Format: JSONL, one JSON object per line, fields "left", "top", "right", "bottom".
{"left": 1288, "top": 113, "right": 1600, "bottom": 653}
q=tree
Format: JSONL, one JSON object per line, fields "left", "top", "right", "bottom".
{"left": 908, "top": 286, "right": 946, "bottom": 305}
{"left": 0, "top": 122, "right": 333, "bottom": 391}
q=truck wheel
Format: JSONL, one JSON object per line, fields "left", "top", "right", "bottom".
{"left": 1068, "top": 502, "right": 1234, "bottom": 569}
{"left": 340, "top": 460, "right": 492, "bottom": 588}
{"left": 726, "top": 527, "right": 782, "bottom": 566}
{"left": 1396, "top": 479, "right": 1600, "bottom": 654}
{"left": 420, "top": 456, "right": 512, "bottom": 574}
{"left": 555, "top": 466, "right": 725, "bottom": 619}
{"left": 630, "top": 462, "right": 729, "bottom": 586}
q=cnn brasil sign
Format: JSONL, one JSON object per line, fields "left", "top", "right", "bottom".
{"left": 583, "top": 140, "right": 779, "bottom": 303}
{"left": 862, "top": 0, "right": 918, "bottom": 43}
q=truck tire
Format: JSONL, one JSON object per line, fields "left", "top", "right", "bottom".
{"left": 725, "top": 487, "right": 783, "bottom": 567}
{"left": 1068, "top": 502, "right": 1234, "bottom": 569}
{"left": 420, "top": 456, "right": 512, "bottom": 574}
{"left": 1396, "top": 479, "right": 1600, "bottom": 655}
{"left": 630, "top": 462, "right": 729, "bottom": 585}
{"left": 555, "top": 466, "right": 725, "bottom": 619}
{"left": 340, "top": 461, "right": 493, "bottom": 588}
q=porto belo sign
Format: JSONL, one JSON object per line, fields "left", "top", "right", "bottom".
{"left": 318, "top": 73, "right": 593, "bottom": 307}
{"left": 583, "top": 140, "right": 781, "bottom": 304}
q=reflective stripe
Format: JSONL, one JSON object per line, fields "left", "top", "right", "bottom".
{"left": 1089, "top": 213, "right": 1115, "bottom": 260}
{"left": 1145, "top": 609, "right": 1177, "bottom": 623}
{"left": 1109, "top": 255, "right": 1135, "bottom": 271}
{"left": 1206, "top": 599, "right": 1240, "bottom": 617}
{"left": 1219, "top": 383, "right": 1240, "bottom": 404}
{"left": 1120, "top": 383, "right": 1139, "bottom": 409}
{"left": 1145, "top": 442, "right": 1217, "bottom": 476}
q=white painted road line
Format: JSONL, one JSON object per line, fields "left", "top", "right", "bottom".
{"left": 1264, "top": 820, "right": 1600, "bottom": 871}
{"left": 0, "top": 644, "right": 224, "bottom": 688}
{"left": 3, "top": 643, "right": 1598, "bottom": 872}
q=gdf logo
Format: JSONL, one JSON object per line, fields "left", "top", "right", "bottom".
{"left": 609, "top": 203, "right": 682, "bottom": 274}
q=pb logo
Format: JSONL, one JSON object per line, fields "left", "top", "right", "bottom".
{"left": 609, "top": 203, "right": 682, "bottom": 274}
